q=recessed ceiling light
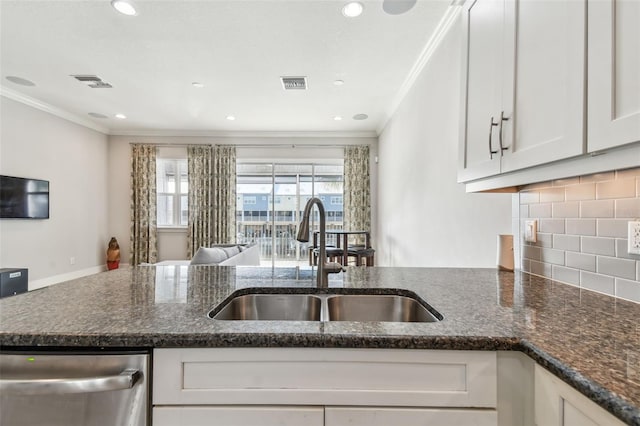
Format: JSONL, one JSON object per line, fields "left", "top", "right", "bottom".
{"left": 6, "top": 76, "right": 35, "bottom": 86}
{"left": 382, "top": 0, "right": 417, "bottom": 15}
{"left": 111, "top": 0, "right": 138, "bottom": 16}
{"left": 226, "top": 115, "right": 236, "bottom": 121}
{"left": 334, "top": 116, "right": 343, "bottom": 121}
{"left": 342, "top": 2, "right": 364, "bottom": 17}
{"left": 115, "top": 113, "right": 127, "bottom": 119}
{"left": 88, "top": 112, "right": 108, "bottom": 119}
{"left": 192, "top": 82, "right": 204, "bottom": 88}
{"left": 333, "top": 80, "right": 345, "bottom": 86}
{"left": 353, "top": 113, "right": 369, "bottom": 120}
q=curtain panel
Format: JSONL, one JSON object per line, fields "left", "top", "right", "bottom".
{"left": 187, "top": 145, "right": 213, "bottom": 258}
{"left": 212, "top": 145, "right": 237, "bottom": 244}
{"left": 130, "top": 144, "right": 158, "bottom": 265}
{"left": 344, "top": 145, "right": 371, "bottom": 245}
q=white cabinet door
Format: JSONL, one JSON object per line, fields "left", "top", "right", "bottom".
{"left": 326, "top": 407, "right": 497, "bottom": 426}
{"left": 153, "top": 406, "right": 324, "bottom": 426}
{"left": 588, "top": 0, "right": 640, "bottom": 152}
{"left": 458, "top": 0, "right": 504, "bottom": 182}
{"left": 534, "top": 365, "right": 625, "bottom": 426}
{"left": 501, "top": 0, "right": 586, "bottom": 173}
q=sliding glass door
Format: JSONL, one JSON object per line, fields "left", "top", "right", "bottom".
{"left": 236, "top": 162, "right": 343, "bottom": 267}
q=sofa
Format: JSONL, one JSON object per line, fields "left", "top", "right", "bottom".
{"left": 153, "top": 243, "right": 260, "bottom": 266}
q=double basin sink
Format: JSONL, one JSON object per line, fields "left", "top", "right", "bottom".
{"left": 208, "top": 289, "right": 443, "bottom": 323}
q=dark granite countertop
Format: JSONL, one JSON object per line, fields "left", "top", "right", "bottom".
{"left": 0, "top": 266, "right": 638, "bottom": 424}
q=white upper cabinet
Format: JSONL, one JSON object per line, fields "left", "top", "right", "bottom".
{"left": 458, "top": 0, "right": 504, "bottom": 182}
{"left": 459, "top": 0, "right": 587, "bottom": 183}
{"left": 501, "top": 0, "right": 586, "bottom": 173}
{"left": 588, "top": 0, "right": 640, "bottom": 152}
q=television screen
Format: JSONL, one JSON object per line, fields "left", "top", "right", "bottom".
{"left": 0, "top": 175, "right": 50, "bottom": 219}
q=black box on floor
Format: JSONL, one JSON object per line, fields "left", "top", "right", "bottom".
{"left": 0, "top": 268, "right": 28, "bottom": 298}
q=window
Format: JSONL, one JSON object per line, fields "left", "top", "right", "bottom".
{"left": 157, "top": 159, "right": 188, "bottom": 227}
{"left": 330, "top": 196, "right": 343, "bottom": 205}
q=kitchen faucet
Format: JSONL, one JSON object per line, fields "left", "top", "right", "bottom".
{"left": 296, "top": 197, "right": 345, "bottom": 288}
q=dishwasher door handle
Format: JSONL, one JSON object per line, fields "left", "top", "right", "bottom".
{"left": 0, "top": 368, "right": 141, "bottom": 395}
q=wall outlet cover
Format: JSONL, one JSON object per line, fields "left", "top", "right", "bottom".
{"left": 525, "top": 220, "right": 538, "bottom": 243}
{"left": 628, "top": 221, "right": 640, "bottom": 255}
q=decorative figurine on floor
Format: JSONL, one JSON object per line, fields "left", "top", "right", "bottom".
{"left": 107, "top": 237, "right": 121, "bottom": 270}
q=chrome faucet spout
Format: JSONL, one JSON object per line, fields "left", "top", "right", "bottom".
{"left": 297, "top": 197, "right": 344, "bottom": 288}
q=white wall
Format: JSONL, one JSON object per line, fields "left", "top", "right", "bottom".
{"left": 108, "top": 135, "right": 377, "bottom": 262}
{"left": 0, "top": 97, "right": 109, "bottom": 288}
{"left": 376, "top": 15, "right": 512, "bottom": 267}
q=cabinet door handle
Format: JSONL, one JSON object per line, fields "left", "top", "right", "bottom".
{"left": 488, "top": 116, "right": 499, "bottom": 159}
{"left": 499, "top": 110, "right": 510, "bottom": 155}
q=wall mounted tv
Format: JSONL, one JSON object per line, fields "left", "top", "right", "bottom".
{"left": 0, "top": 175, "right": 50, "bottom": 219}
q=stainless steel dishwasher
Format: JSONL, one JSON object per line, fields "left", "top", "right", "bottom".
{"left": 0, "top": 350, "right": 149, "bottom": 426}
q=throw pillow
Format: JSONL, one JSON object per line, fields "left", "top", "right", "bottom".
{"left": 190, "top": 247, "right": 228, "bottom": 265}
{"left": 222, "top": 245, "right": 240, "bottom": 258}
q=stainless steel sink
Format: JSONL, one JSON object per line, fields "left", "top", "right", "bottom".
{"left": 211, "top": 294, "right": 322, "bottom": 321}
{"left": 209, "top": 290, "right": 442, "bottom": 323}
{"left": 326, "top": 294, "right": 439, "bottom": 323}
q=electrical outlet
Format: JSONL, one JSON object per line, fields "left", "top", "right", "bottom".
{"left": 525, "top": 220, "right": 537, "bottom": 243}
{"left": 629, "top": 221, "right": 640, "bottom": 255}
{"left": 70, "top": 257, "right": 76, "bottom": 265}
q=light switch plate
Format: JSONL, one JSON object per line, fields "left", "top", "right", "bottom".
{"left": 525, "top": 220, "right": 537, "bottom": 243}
{"left": 628, "top": 221, "right": 640, "bottom": 255}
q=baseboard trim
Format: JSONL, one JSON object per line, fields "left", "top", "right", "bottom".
{"left": 29, "top": 265, "right": 108, "bottom": 291}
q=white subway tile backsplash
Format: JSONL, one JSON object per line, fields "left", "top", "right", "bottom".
{"left": 553, "top": 234, "right": 580, "bottom": 251}
{"left": 615, "top": 278, "right": 640, "bottom": 303}
{"left": 566, "top": 252, "right": 596, "bottom": 272}
{"left": 520, "top": 191, "right": 540, "bottom": 204}
{"left": 566, "top": 219, "right": 596, "bottom": 236}
{"left": 597, "top": 219, "right": 630, "bottom": 238}
{"left": 529, "top": 203, "right": 552, "bottom": 218}
{"left": 565, "top": 183, "right": 596, "bottom": 201}
{"left": 596, "top": 178, "right": 636, "bottom": 199}
{"left": 616, "top": 239, "right": 640, "bottom": 260}
{"left": 530, "top": 260, "right": 552, "bottom": 278}
{"left": 519, "top": 168, "right": 640, "bottom": 303}
{"left": 540, "top": 219, "right": 565, "bottom": 234}
{"left": 581, "top": 236, "right": 616, "bottom": 256}
{"left": 553, "top": 177, "right": 581, "bottom": 187}
{"left": 597, "top": 256, "right": 636, "bottom": 280}
{"left": 541, "top": 248, "right": 565, "bottom": 265}
{"left": 552, "top": 265, "right": 580, "bottom": 286}
{"left": 523, "top": 245, "right": 541, "bottom": 261}
{"left": 580, "top": 172, "right": 615, "bottom": 183}
{"left": 540, "top": 187, "right": 565, "bottom": 203}
{"left": 580, "top": 271, "right": 615, "bottom": 296}
{"left": 615, "top": 198, "right": 640, "bottom": 218}
{"left": 552, "top": 201, "right": 580, "bottom": 218}
{"left": 581, "top": 199, "right": 615, "bottom": 218}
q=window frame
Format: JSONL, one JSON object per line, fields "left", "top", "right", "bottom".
{"left": 157, "top": 158, "right": 188, "bottom": 228}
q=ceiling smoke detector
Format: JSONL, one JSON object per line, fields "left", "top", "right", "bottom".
{"left": 71, "top": 75, "right": 113, "bottom": 89}
{"left": 281, "top": 76, "right": 307, "bottom": 90}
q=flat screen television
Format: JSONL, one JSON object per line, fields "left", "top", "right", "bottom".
{"left": 0, "top": 175, "right": 50, "bottom": 219}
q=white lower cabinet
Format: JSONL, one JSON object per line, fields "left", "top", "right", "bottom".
{"left": 534, "top": 364, "right": 625, "bottom": 426}
{"left": 325, "top": 407, "right": 497, "bottom": 426}
{"left": 152, "top": 348, "right": 498, "bottom": 426}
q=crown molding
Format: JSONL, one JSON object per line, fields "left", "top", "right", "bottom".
{"left": 0, "top": 86, "right": 110, "bottom": 134}
{"left": 376, "top": 5, "right": 462, "bottom": 135}
{"left": 109, "top": 129, "right": 378, "bottom": 138}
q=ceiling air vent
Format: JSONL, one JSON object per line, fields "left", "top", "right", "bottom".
{"left": 71, "top": 75, "right": 113, "bottom": 88}
{"left": 281, "top": 76, "right": 307, "bottom": 90}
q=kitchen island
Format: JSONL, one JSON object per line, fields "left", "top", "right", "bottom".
{"left": 0, "top": 266, "right": 638, "bottom": 425}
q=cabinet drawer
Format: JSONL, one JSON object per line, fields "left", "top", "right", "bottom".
{"left": 153, "top": 348, "right": 497, "bottom": 408}
{"left": 325, "top": 406, "right": 497, "bottom": 426}
{"left": 153, "top": 406, "right": 324, "bottom": 426}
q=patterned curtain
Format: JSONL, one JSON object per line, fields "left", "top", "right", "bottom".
{"left": 344, "top": 145, "right": 371, "bottom": 245}
{"left": 212, "top": 145, "right": 237, "bottom": 244}
{"left": 187, "top": 145, "right": 213, "bottom": 258}
{"left": 130, "top": 144, "right": 158, "bottom": 265}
